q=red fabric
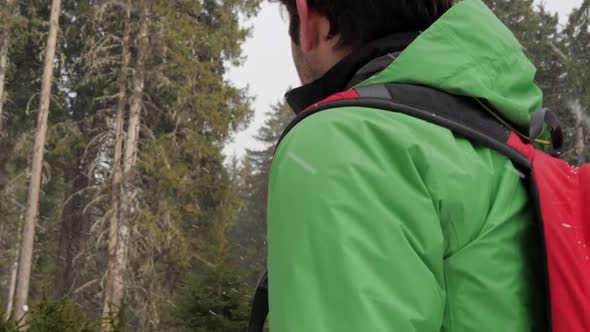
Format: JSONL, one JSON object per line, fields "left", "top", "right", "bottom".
{"left": 507, "top": 132, "right": 590, "bottom": 332}
{"left": 302, "top": 90, "right": 361, "bottom": 113}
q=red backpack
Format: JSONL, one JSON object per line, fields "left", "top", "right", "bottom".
{"left": 249, "top": 83, "right": 590, "bottom": 332}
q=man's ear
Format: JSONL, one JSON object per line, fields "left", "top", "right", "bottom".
{"left": 295, "top": 0, "right": 320, "bottom": 53}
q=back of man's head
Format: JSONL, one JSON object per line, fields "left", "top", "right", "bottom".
{"left": 276, "top": 0, "right": 455, "bottom": 48}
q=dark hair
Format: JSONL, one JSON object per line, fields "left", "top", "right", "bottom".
{"left": 276, "top": 0, "right": 454, "bottom": 48}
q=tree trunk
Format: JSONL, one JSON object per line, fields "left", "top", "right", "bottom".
{"left": 101, "top": 1, "right": 132, "bottom": 330}
{"left": 54, "top": 157, "right": 88, "bottom": 298}
{"left": 570, "top": 98, "right": 586, "bottom": 165}
{"left": 14, "top": 0, "right": 61, "bottom": 323}
{"left": 4, "top": 260, "right": 17, "bottom": 320}
{"left": 54, "top": 82, "right": 95, "bottom": 299}
{"left": 4, "top": 213, "right": 23, "bottom": 320}
{"left": 4, "top": 218, "right": 20, "bottom": 321}
{"left": 109, "top": 0, "right": 149, "bottom": 323}
{"left": 0, "top": 0, "right": 14, "bottom": 135}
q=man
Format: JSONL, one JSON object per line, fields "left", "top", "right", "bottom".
{"left": 267, "top": 0, "right": 545, "bottom": 330}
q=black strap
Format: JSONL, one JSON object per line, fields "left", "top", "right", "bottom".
{"left": 279, "top": 83, "right": 532, "bottom": 169}
{"left": 248, "top": 271, "right": 268, "bottom": 332}
{"left": 530, "top": 109, "right": 563, "bottom": 156}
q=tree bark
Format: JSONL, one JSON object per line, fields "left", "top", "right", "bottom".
{"left": 4, "top": 260, "right": 17, "bottom": 320}
{"left": 109, "top": 0, "right": 149, "bottom": 322}
{"left": 14, "top": 0, "right": 61, "bottom": 323}
{"left": 54, "top": 155, "right": 88, "bottom": 298}
{"left": 4, "top": 219, "right": 20, "bottom": 321}
{"left": 570, "top": 98, "right": 586, "bottom": 165}
{"left": 101, "top": 1, "right": 132, "bottom": 330}
{"left": 0, "top": 0, "right": 14, "bottom": 135}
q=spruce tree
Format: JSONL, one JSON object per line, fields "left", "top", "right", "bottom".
{"left": 562, "top": 0, "right": 590, "bottom": 163}
{"left": 235, "top": 100, "right": 293, "bottom": 278}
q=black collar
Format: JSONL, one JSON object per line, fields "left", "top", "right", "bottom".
{"left": 285, "top": 32, "right": 420, "bottom": 115}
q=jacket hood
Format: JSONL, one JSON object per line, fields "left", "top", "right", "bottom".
{"left": 356, "top": 0, "right": 543, "bottom": 131}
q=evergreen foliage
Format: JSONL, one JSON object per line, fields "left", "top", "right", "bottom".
{"left": 1, "top": 295, "right": 100, "bottom": 332}
{"left": 164, "top": 272, "right": 251, "bottom": 332}
{"left": 27, "top": 295, "right": 98, "bottom": 332}
{"left": 234, "top": 101, "right": 293, "bottom": 279}
{"left": 0, "top": 0, "right": 262, "bottom": 330}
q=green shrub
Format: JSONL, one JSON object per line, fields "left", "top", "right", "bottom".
{"left": 165, "top": 273, "right": 252, "bottom": 332}
{"left": 0, "top": 317, "right": 19, "bottom": 332}
{"left": 0, "top": 302, "right": 20, "bottom": 332}
{"left": 27, "top": 295, "right": 98, "bottom": 332}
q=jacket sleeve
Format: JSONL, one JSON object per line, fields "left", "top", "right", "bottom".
{"left": 267, "top": 108, "right": 446, "bottom": 332}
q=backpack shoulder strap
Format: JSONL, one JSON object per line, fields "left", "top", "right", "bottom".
{"left": 289, "top": 83, "right": 532, "bottom": 168}
{"left": 248, "top": 272, "right": 268, "bottom": 332}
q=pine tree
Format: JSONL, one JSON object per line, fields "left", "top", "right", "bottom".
{"left": 235, "top": 100, "right": 293, "bottom": 279}
{"left": 14, "top": 0, "right": 62, "bottom": 322}
{"left": 51, "top": 0, "right": 102, "bottom": 301}
{"left": 127, "top": 0, "right": 260, "bottom": 327}
{"left": 0, "top": 1, "right": 49, "bottom": 318}
{"left": 562, "top": 0, "right": 590, "bottom": 164}
{"left": 0, "top": 0, "right": 262, "bottom": 329}
{"left": 0, "top": 0, "right": 15, "bottom": 135}
{"left": 103, "top": 0, "right": 151, "bottom": 327}
{"left": 102, "top": 0, "right": 132, "bottom": 326}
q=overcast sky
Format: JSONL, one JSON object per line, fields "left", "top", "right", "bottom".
{"left": 224, "top": 0, "right": 583, "bottom": 158}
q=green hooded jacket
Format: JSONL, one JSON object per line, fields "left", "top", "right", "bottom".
{"left": 268, "top": 0, "right": 545, "bottom": 330}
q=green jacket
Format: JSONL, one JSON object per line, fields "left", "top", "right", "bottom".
{"left": 268, "top": 0, "right": 545, "bottom": 331}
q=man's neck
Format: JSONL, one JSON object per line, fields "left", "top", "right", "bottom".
{"left": 285, "top": 32, "right": 420, "bottom": 115}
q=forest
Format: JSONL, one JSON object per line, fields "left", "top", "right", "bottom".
{"left": 0, "top": 0, "right": 588, "bottom": 331}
